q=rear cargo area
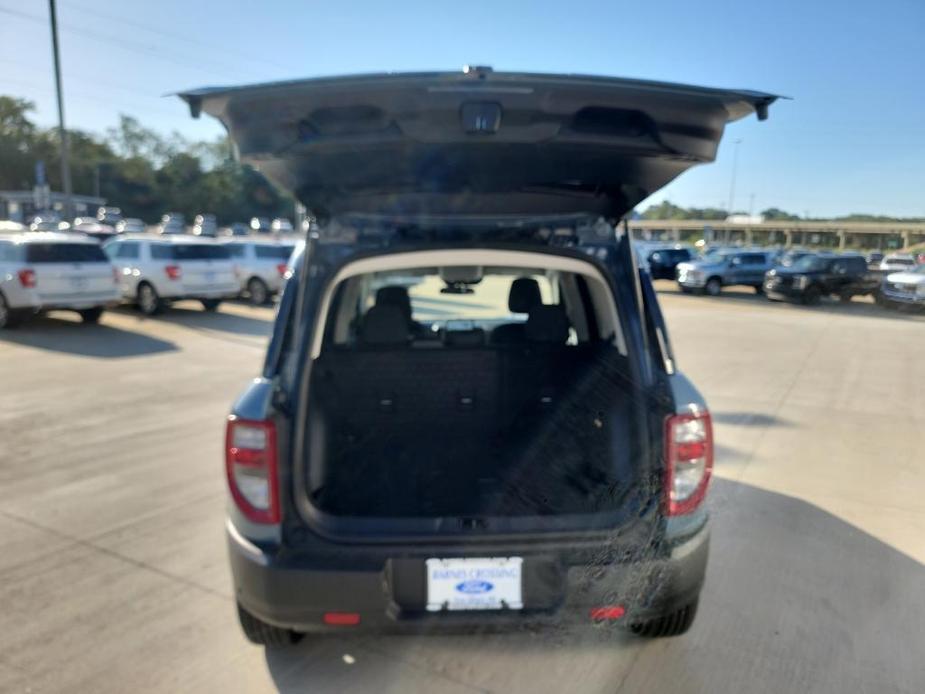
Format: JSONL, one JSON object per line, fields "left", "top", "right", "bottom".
{"left": 302, "top": 260, "right": 642, "bottom": 519}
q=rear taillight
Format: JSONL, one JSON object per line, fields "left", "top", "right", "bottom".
{"left": 225, "top": 417, "right": 280, "bottom": 524}
{"left": 664, "top": 412, "right": 713, "bottom": 516}
{"left": 165, "top": 265, "right": 182, "bottom": 280}
{"left": 17, "top": 268, "right": 37, "bottom": 288}
{"left": 276, "top": 263, "right": 288, "bottom": 277}
{"left": 111, "top": 267, "right": 120, "bottom": 284}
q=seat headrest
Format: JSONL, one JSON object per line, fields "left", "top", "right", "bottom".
{"left": 360, "top": 305, "right": 411, "bottom": 346}
{"left": 525, "top": 305, "right": 570, "bottom": 344}
{"left": 508, "top": 277, "right": 542, "bottom": 313}
{"left": 375, "top": 286, "right": 413, "bottom": 321}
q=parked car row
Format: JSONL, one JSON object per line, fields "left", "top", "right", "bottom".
{"left": 0, "top": 229, "right": 300, "bottom": 328}
{"left": 655, "top": 245, "right": 923, "bottom": 310}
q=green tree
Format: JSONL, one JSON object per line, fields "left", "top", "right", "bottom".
{"left": 0, "top": 96, "right": 40, "bottom": 190}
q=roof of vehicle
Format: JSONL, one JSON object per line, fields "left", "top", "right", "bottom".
{"left": 0, "top": 220, "right": 27, "bottom": 233}
{"left": 884, "top": 253, "right": 915, "bottom": 260}
{"left": 115, "top": 233, "right": 222, "bottom": 244}
{"left": 219, "top": 237, "right": 297, "bottom": 246}
{"left": 0, "top": 231, "right": 101, "bottom": 244}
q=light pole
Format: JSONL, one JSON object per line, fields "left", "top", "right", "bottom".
{"left": 726, "top": 138, "right": 742, "bottom": 215}
{"left": 48, "top": 0, "right": 73, "bottom": 219}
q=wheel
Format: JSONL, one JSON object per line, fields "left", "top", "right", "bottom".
{"left": 704, "top": 277, "right": 722, "bottom": 296}
{"left": 200, "top": 298, "right": 222, "bottom": 312}
{"left": 0, "top": 292, "right": 23, "bottom": 329}
{"left": 838, "top": 292, "right": 852, "bottom": 303}
{"left": 78, "top": 307, "right": 104, "bottom": 324}
{"left": 237, "top": 603, "right": 302, "bottom": 647}
{"left": 630, "top": 598, "right": 699, "bottom": 638}
{"left": 247, "top": 277, "right": 270, "bottom": 306}
{"left": 137, "top": 282, "right": 163, "bottom": 316}
{"left": 802, "top": 285, "right": 822, "bottom": 306}
{"left": 753, "top": 285, "right": 765, "bottom": 295}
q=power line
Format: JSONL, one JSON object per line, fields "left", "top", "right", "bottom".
{"left": 1, "top": 76, "right": 196, "bottom": 122}
{"left": 0, "top": 57, "right": 179, "bottom": 106}
{"left": 61, "top": 0, "right": 292, "bottom": 73}
{"left": 0, "top": 5, "right": 258, "bottom": 82}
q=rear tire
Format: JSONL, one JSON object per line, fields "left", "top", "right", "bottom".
{"left": 137, "top": 282, "right": 163, "bottom": 316}
{"left": 705, "top": 277, "right": 722, "bottom": 296}
{"left": 237, "top": 603, "right": 302, "bottom": 647}
{"left": 78, "top": 307, "right": 104, "bottom": 324}
{"left": 838, "top": 292, "right": 853, "bottom": 303}
{"left": 200, "top": 298, "right": 221, "bottom": 312}
{"left": 247, "top": 278, "right": 270, "bottom": 306}
{"left": 0, "top": 292, "right": 23, "bottom": 329}
{"left": 630, "top": 598, "right": 699, "bottom": 638}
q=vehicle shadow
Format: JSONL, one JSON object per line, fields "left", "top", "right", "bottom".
{"left": 113, "top": 304, "right": 273, "bottom": 337}
{"left": 262, "top": 478, "right": 925, "bottom": 693}
{"left": 0, "top": 314, "right": 177, "bottom": 358}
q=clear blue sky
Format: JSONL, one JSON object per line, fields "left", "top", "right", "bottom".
{"left": 2, "top": 0, "right": 923, "bottom": 217}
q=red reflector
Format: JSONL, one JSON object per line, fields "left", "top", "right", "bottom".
{"left": 590, "top": 606, "right": 625, "bottom": 621}
{"left": 18, "top": 269, "right": 37, "bottom": 288}
{"left": 276, "top": 263, "right": 288, "bottom": 277}
{"left": 323, "top": 612, "right": 361, "bottom": 626}
{"left": 676, "top": 441, "right": 707, "bottom": 460}
{"left": 165, "top": 264, "right": 182, "bottom": 280}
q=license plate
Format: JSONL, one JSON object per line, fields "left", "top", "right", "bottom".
{"left": 426, "top": 557, "right": 523, "bottom": 611}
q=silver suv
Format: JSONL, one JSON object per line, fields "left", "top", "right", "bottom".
{"left": 0, "top": 231, "right": 119, "bottom": 328}
{"left": 221, "top": 239, "right": 296, "bottom": 305}
{"left": 676, "top": 249, "right": 776, "bottom": 296}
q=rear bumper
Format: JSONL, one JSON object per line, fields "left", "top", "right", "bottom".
{"left": 22, "top": 292, "right": 120, "bottom": 311}
{"left": 160, "top": 284, "right": 239, "bottom": 300}
{"left": 228, "top": 518, "right": 709, "bottom": 633}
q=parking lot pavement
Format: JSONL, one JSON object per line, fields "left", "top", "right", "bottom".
{"left": 0, "top": 293, "right": 923, "bottom": 693}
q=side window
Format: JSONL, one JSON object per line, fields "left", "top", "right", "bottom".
{"left": 0, "top": 241, "right": 16, "bottom": 262}
{"left": 117, "top": 242, "right": 140, "bottom": 260}
{"left": 103, "top": 243, "right": 120, "bottom": 260}
{"left": 225, "top": 244, "right": 248, "bottom": 259}
{"left": 150, "top": 245, "right": 173, "bottom": 260}
{"left": 745, "top": 253, "right": 765, "bottom": 265}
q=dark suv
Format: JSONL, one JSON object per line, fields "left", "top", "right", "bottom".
{"left": 764, "top": 253, "right": 879, "bottom": 304}
{"left": 645, "top": 246, "right": 695, "bottom": 280}
{"left": 180, "top": 69, "right": 776, "bottom": 646}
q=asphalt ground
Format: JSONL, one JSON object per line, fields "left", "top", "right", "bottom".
{"left": 0, "top": 286, "right": 922, "bottom": 693}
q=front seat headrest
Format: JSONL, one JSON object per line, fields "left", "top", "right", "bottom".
{"left": 359, "top": 305, "right": 411, "bottom": 346}
{"left": 375, "top": 286, "right": 413, "bottom": 321}
{"left": 525, "top": 305, "right": 570, "bottom": 344}
{"left": 508, "top": 277, "right": 542, "bottom": 313}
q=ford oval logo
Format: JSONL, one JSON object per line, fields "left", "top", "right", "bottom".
{"left": 455, "top": 580, "right": 494, "bottom": 594}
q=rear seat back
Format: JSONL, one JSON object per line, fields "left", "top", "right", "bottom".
{"left": 313, "top": 347, "right": 500, "bottom": 436}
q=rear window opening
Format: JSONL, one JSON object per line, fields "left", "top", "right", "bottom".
{"left": 300, "top": 250, "right": 644, "bottom": 526}
{"left": 24, "top": 243, "right": 108, "bottom": 263}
